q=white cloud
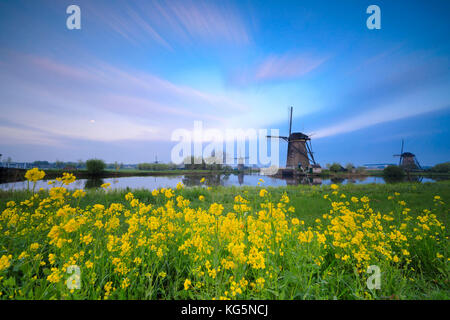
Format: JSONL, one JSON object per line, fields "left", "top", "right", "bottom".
{"left": 314, "top": 88, "right": 450, "bottom": 139}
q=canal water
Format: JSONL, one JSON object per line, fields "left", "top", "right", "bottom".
{"left": 0, "top": 174, "right": 441, "bottom": 191}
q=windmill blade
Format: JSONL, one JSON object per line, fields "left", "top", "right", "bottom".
{"left": 305, "top": 140, "right": 317, "bottom": 165}
{"left": 415, "top": 157, "right": 422, "bottom": 170}
{"left": 267, "top": 135, "right": 289, "bottom": 142}
{"left": 309, "top": 140, "right": 317, "bottom": 165}
{"left": 398, "top": 139, "right": 404, "bottom": 166}
{"left": 288, "top": 106, "right": 293, "bottom": 137}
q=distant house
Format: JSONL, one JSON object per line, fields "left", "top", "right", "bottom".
{"left": 312, "top": 164, "right": 322, "bottom": 174}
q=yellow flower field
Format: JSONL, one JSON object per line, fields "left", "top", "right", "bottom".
{"left": 0, "top": 169, "right": 448, "bottom": 299}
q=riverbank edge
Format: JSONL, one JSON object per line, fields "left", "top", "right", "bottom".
{"left": 1, "top": 167, "right": 449, "bottom": 184}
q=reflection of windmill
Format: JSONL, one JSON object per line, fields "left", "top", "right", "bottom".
{"left": 267, "top": 107, "right": 316, "bottom": 169}
{"left": 237, "top": 173, "right": 244, "bottom": 185}
{"left": 234, "top": 149, "right": 249, "bottom": 171}
{"left": 393, "top": 139, "right": 422, "bottom": 170}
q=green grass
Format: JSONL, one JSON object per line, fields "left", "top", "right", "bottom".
{"left": 3, "top": 181, "right": 448, "bottom": 225}
{"left": 0, "top": 181, "right": 448, "bottom": 299}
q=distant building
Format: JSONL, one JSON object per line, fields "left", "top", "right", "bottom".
{"left": 312, "top": 164, "right": 322, "bottom": 174}
{"left": 0, "top": 162, "right": 32, "bottom": 169}
{"left": 363, "top": 163, "right": 396, "bottom": 170}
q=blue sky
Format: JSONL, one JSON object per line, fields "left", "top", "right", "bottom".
{"left": 0, "top": 0, "right": 449, "bottom": 166}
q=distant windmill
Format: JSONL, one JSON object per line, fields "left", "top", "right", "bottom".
{"left": 267, "top": 106, "right": 317, "bottom": 169}
{"left": 234, "top": 148, "right": 249, "bottom": 171}
{"left": 154, "top": 154, "right": 159, "bottom": 164}
{"left": 393, "top": 139, "right": 422, "bottom": 170}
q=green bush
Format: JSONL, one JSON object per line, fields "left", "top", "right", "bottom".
{"left": 86, "top": 159, "right": 106, "bottom": 176}
{"left": 431, "top": 162, "right": 450, "bottom": 173}
{"left": 383, "top": 165, "right": 405, "bottom": 178}
{"left": 329, "top": 163, "right": 342, "bottom": 172}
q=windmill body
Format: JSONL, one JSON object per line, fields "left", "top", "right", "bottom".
{"left": 267, "top": 107, "right": 317, "bottom": 171}
{"left": 400, "top": 152, "right": 419, "bottom": 170}
{"left": 393, "top": 140, "right": 422, "bottom": 171}
{"left": 234, "top": 149, "right": 249, "bottom": 171}
{"left": 236, "top": 162, "right": 245, "bottom": 171}
{"left": 286, "top": 132, "right": 311, "bottom": 169}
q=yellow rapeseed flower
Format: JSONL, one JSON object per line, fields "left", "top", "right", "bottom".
{"left": 25, "top": 168, "right": 45, "bottom": 182}
{"left": 72, "top": 189, "right": 86, "bottom": 198}
{"left": 0, "top": 255, "right": 12, "bottom": 271}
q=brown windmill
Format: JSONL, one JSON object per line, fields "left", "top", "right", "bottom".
{"left": 234, "top": 148, "right": 249, "bottom": 171}
{"left": 393, "top": 139, "right": 422, "bottom": 171}
{"left": 267, "top": 107, "right": 317, "bottom": 170}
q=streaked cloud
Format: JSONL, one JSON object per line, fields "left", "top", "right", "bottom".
{"left": 314, "top": 93, "right": 449, "bottom": 139}
{"left": 313, "top": 48, "right": 450, "bottom": 139}
{"left": 255, "top": 53, "right": 327, "bottom": 81}
{"left": 230, "top": 53, "right": 327, "bottom": 86}
{"left": 0, "top": 125, "right": 62, "bottom": 147}
{"left": 156, "top": 0, "right": 250, "bottom": 45}
{"left": 0, "top": 53, "right": 251, "bottom": 144}
{"left": 84, "top": 0, "right": 250, "bottom": 48}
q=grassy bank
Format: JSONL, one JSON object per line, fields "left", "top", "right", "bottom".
{"left": 0, "top": 176, "right": 448, "bottom": 300}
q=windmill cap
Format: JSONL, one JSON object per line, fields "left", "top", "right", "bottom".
{"left": 289, "top": 132, "right": 310, "bottom": 140}
{"left": 402, "top": 152, "right": 415, "bottom": 157}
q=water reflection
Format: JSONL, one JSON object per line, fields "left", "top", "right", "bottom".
{"left": 238, "top": 173, "right": 244, "bottom": 185}
{"left": 0, "top": 174, "right": 444, "bottom": 190}
{"left": 84, "top": 178, "right": 104, "bottom": 189}
{"left": 330, "top": 177, "right": 345, "bottom": 184}
{"left": 182, "top": 174, "right": 231, "bottom": 187}
{"left": 284, "top": 176, "right": 323, "bottom": 186}
{"left": 382, "top": 175, "right": 424, "bottom": 184}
